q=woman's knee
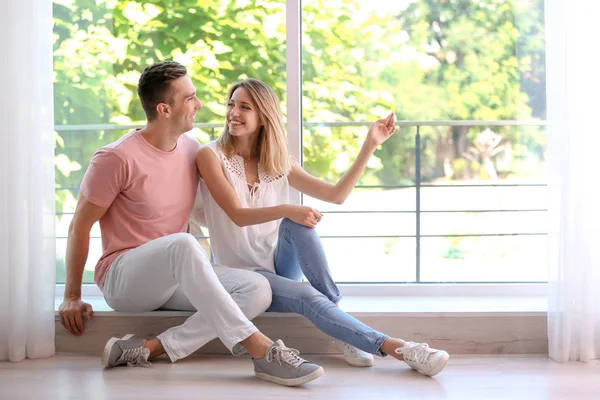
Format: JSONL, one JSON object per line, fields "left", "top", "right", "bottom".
{"left": 299, "top": 283, "right": 325, "bottom": 301}
{"left": 297, "top": 285, "right": 339, "bottom": 317}
{"left": 281, "top": 217, "right": 303, "bottom": 230}
{"left": 275, "top": 281, "right": 325, "bottom": 308}
{"left": 281, "top": 217, "right": 315, "bottom": 239}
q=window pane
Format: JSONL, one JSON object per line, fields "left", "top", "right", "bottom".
{"left": 303, "top": 187, "right": 416, "bottom": 212}
{"left": 420, "top": 185, "right": 547, "bottom": 212}
{"left": 54, "top": 0, "right": 286, "bottom": 283}
{"left": 302, "top": 125, "right": 416, "bottom": 186}
{"left": 315, "top": 212, "right": 415, "bottom": 237}
{"left": 302, "top": 0, "right": 546, "bottom": 283}
{"left": 419, "top": 126, "right": 547, "bottom": 185}
{"left": 420, "top": 235, "right": 548, "bottom": 283}
{"left": 56, "top": 238, "right": 102, "bottom": 284}
{"left": 420, "top": 211, "right": 547, "bottom": 236}
{"left": 322, "top": 238, "right": 416, "bottom": 283}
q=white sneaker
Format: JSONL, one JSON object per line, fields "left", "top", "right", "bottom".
{"left": 330, "top": 337, "right": 374, "bottom": 367}
{"left": 396, "top": 341, "right": 449, "bottom": 377}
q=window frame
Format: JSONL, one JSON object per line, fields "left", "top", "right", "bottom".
{"left": 53, "top": 0, "right": 548, "bottom": 298}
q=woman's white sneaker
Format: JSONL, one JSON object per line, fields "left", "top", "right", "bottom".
{"left": 329, "top": 337, "right": 374, "bottom": 367}
{"left": 396, "top": 341, "right": 449, "bottom": 376}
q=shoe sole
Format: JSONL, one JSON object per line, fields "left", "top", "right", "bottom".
{"left": 425, "top": 352, "right": 450, "bottom": 377}
{"left": 101, "top": 334, "right": 134, "bottom": 368}
{"left": 255, "top": 366, "right": 325, "bottom": 387}
{"left": 346, "top": 357, "right": 375, "bottom": 367}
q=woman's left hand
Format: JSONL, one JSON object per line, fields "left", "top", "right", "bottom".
{"left": 366, "top": 112, "right": 397, "bottom": 147}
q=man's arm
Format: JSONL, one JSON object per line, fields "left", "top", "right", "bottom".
{"left": 58, "top": 193, "right": 108, "bottom": 336}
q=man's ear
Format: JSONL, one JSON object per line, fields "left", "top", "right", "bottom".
{"left": 156, "top": 103, "right": 171, "bottom": 118}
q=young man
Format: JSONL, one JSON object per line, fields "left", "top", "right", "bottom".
{"left": 57, "top": 61, "right": 323, "bottom": 387}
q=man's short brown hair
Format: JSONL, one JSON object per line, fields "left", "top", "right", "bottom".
{"left": 137, "top": 61, "right": 188, "bottom": 121}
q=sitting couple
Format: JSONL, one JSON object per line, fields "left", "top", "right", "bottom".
{"left": 59, "top": 61, "right": 449, "bottom": 387}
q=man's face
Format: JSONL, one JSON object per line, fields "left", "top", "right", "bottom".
{"left": 164, "top": 75, "right": 202, "bottom": 133}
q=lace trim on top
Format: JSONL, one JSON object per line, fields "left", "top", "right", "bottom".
{"left": 222, "top": 154, "right": 286, "bottom": 197}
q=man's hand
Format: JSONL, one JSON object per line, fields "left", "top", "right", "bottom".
{"left": 58, "top": 298, "right": 94, "bottom": 336}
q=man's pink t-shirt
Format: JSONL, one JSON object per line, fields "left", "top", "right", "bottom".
{"left": 80, "top": 129, "right": 201, "bottom": 289}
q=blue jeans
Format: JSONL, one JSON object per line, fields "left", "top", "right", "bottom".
{"left": 257, "top": 218, "right": 389, "bottom": 356}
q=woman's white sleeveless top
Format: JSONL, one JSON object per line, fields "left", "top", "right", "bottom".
{"left": 199, "top": 141, "right": 289, "bottom": 273}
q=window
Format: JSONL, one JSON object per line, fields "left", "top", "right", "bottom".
{"left": 300, "top": 0, "right": 547, "bottom": 283}
{"left": 53, "top": 0, "right": 546, "bottom": 286}
{"left": 53, "top": 0, "right": 286, "bottom": 283}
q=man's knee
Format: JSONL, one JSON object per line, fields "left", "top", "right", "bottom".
{"left": 166, "top": 233, "right": 211, "bottom": 273}
{"left": 168, "top": 232, "right": 199, "bottom": 248}
{"left": 167, "top": 233, "right": 207, "bottom": 258}
{"left": 226, "top": 271, "right": 271, "bottom": 320}
{"left": 244, "top": 273, "right": 272, "bottom": 318}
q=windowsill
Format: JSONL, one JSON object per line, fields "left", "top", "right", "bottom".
{"left": 54, "top": 294, "right": 547, "bottom": 318}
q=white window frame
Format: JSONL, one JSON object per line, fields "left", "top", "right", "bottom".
{"left": 56, "top": 282, "right": 548, "bottom": 298}
{"left": 282, "top": 0, "right": 546, "bottom": 298}
{"left": 54, "top": 0, "right": 547, "bottom": 299}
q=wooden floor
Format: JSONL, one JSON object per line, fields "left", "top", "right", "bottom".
{"left": 1, "top": 354, "right": 599, "bottom": 399}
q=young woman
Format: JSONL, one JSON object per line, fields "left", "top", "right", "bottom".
{"left": 196, "top": 78, "right": 449, "bottom": 376}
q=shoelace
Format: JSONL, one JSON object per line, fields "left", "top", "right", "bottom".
{"left": 266, "top": 345, "right": 305, "bottom": 368}
{"left": 332, "top": 338, "right": 362, "bottom": 356}
{"left": 342, "top": 342, "right": 360, "bottom": 355}
{"left": 396, "top": 342, "right": 432, "bottom": 366}
{"left": 117, "top": 346, "right": 152, "bottom": 368}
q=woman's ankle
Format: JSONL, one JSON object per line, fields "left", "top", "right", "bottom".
{"left": 380, "top": 338, "right": 406, "bottom": 360}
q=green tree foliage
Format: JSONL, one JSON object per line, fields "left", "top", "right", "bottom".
{"left": 53, "top": 0, "right": 546, "bottom": 211}
{"left": 391, "top": 0, "right": 546, "bottom": 182}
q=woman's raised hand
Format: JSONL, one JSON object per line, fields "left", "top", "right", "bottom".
{"left": 366, "top": 112, "right": 397, "bottom": 147}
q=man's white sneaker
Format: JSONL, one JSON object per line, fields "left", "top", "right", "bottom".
{"left": 330, "top": 337, "right": 374, "bottom": 367}
{"left": 396, "top": 341, "right": 449, "bottom": 377}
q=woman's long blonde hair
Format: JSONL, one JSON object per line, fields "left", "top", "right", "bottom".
{"left": 216, "top": 79, "right": 291, "bottom": 177}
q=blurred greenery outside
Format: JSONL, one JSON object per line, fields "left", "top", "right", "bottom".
{"left": 53, "top": 0, "right": 547, "bottom": 283}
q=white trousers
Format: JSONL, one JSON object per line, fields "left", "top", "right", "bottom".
{"left": 101, "top": 233, "right": 271, "bottom": 362}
